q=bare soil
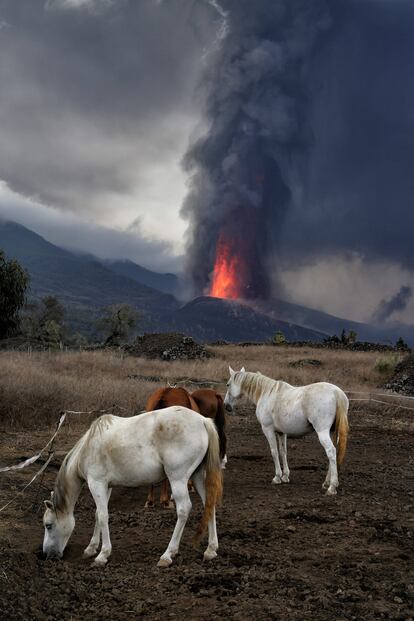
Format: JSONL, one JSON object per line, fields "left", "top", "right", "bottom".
{"left": 0, "top": 402, "right": 413, "bottom": 620}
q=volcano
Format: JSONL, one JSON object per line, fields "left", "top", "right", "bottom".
{"left": 169, "top": 296, "right": 327, "bottom": 343}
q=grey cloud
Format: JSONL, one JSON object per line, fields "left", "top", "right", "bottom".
{"left": 0, "top": 0, "right": 216, "bottom": 217}
{"left": 0, "top": 183, "right": 182, "bottom": 272}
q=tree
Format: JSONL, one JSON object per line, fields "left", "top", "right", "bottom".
{"left": 0, "top": 250, "right": 29, "bottom": 339}
{"left": 40, "top": 296, "right": 65, "bottom": 326}
{"left": 20, "top": 296, "right": 67, "bottom": 345}
{"left": 100, "top": 304, "right": 139, "bottom": 346}
{"left": 396, "top": 336, "right": 409, "bottom": 352}
{"left": 348, "top": 330, "right": 358, "bottom": 344}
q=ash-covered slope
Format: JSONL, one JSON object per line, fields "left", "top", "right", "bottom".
{"left": 167, "top": 296, "right": 326, "bottom": 343}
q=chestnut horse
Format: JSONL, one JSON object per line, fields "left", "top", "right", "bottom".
{"left": 145, "top": 386, "right": 227, "bottom": 508}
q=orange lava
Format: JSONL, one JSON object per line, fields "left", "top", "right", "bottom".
{"left": 210, "top": 235, "right": 243, "bottom": 299}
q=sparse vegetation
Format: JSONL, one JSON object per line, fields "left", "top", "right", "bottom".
{"left": 99, "top": 304, "right": 140, "bottom": 346}
{"left": 272, "top": 330, "right": 287, "bottom": 345}
{"left": 374, "top": 353, "right": 402, "bottom": 374}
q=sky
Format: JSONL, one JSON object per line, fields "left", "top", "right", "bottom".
{"left": 1, "top": 0, "right": 414, "bottom": 324}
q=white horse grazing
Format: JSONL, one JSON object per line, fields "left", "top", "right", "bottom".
{"left": 224, "top": 367, "right": 349, "bottom": 495}
{"left": 42, "top": 406, "right": 222, "bottom": 567}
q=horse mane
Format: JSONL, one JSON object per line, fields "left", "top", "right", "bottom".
{"left": 53, "top": 415, "right": 114, "bottom": 514}
{"left": 53, "top": 437, "right": 83, "bottom": 514}
{"left": 237, "top": 371, "right": 278, "bottom": 403}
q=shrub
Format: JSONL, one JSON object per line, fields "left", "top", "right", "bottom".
{"left": 374, "top": 353, "right": 402, "bottom": 374}
{"left": 272, "top": 331, "right": 286, "bottom": 345}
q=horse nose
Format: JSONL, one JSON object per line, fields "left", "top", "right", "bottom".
{"left": 45, "top": 549, "right": 61, "bottom": 560}
{"left": 225, "top": 403, "right": 233, "bottom": 413}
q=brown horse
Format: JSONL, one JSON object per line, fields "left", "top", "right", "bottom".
{"left": 191, "top": 389, "right": 227, "bottom": 459}
{"left": 144, "top": 386, "right": 227, "bottom": 508}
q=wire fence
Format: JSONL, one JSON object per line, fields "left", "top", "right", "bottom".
{"left": 0, "top": 388, "right": 413, "bottom": 514}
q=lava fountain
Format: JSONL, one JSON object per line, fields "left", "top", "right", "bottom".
{"left": 209, "top": 233, "right": 245, "bottom": 299}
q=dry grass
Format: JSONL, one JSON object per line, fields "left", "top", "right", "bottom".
{"left": 0, "top": 346, "right": 389, "bottom": 430}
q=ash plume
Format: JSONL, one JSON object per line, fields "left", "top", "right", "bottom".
{"left": 181, "top": 0, "right": 330, "bottom": 299}
{"left": 372, "top": 286, "right": 413, "bottom": 324}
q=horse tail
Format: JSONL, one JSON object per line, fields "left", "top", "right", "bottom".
{"left": 194, "top": 418, "right": 223, "bottom": 544}
{"left": 334, "top": 390, "right": 349, "bottom": 466}
{"left": 214, "top": 394, "right": 227, "bottom": 459}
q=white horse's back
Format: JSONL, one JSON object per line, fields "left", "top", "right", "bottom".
{"left": 271, "top": 381, "right": 348, "bottom": 436}
{"left": 83, "top": 407, "right": 210, "bottom": 488}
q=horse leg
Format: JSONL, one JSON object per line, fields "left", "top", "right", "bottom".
{"left": 84, "top": 488, "right": 112, "bottom": 558}
{"left": 277, "top": 433, "right": 290, "bottom": 483}
{"left": 157, "top": 479, "right": 192, "bottom": 568}
{"left": 160, "top": 479, "right": 174, "bottom": 509}
{"left": 191, "top": 468, "right": 218, "bottom": 561}
{"left": 145, "top": 484, "right": 155, "bottom": 508}
{"left": 261, "top": 423, "right": 283, "bottom": 484}
{"left": 322, "top": 463, "right": 331, "bottom": 490}
{"left": 316, "top": 430, "right": 339, "bottom": 495}
{"left": 88, "top": 479, "right": 112, "bottom": 565}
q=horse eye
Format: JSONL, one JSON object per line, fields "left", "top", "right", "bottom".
{"left": 45, "top": 524, "right": 53, "bottom": 530}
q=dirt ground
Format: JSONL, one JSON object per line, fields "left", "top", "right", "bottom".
{"left": 0, "top": 401, "right": 413, "bottom": 621}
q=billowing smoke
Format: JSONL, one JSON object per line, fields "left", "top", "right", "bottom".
{"left": 372, "top": 286, "right": 413, "bottom": 324}
{"left": 181, "top": 0, "right": 330, "bottom": 299}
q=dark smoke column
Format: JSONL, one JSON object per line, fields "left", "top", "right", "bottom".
{"left": 181, "top": 0, "right": 330, "bottom": 299}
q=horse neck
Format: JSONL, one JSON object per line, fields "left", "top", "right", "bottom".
{"left": 239, "top": 372, "right": 278, "bottom": 405}
{"left": 53, "top": 449, "right": 83, "bottom": 516}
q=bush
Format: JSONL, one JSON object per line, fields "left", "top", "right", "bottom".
{"left": 375, "top": 353, "right": 402, "bottom": 374}
{"left": 272, "top": 331, "right": 286, "bottom": 345}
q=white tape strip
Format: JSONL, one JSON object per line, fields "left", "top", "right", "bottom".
{"left": 0, "top": 453, "right": 54, "bottom": 513}
{"left": 0, "top": 413, "right": 66, "bottom": 473}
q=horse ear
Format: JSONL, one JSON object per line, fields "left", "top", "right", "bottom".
{"left": 229, "top": 366, "right": 235, "bottom": 376}
{"left": 240, "top": 366, "right": 246, "bottom": 373}
{"left": 44, "top": 500, "right": 54, "bottom": 511}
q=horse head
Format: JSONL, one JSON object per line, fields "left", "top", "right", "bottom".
{"left": 42, "top": 492, "right": 75, "bottom": 560}
{"left": 224, "top": 366, "right": 245, "bottom": 413}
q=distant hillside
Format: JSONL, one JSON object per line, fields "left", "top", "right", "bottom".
{"left": 0, "top": 221, "right": 178, "bottom": 320}
{"left": 105, "top": 259, "right": 179, "bottom": 296}
{"left": 260, "top": 298, "right": 414, "bottom": 346}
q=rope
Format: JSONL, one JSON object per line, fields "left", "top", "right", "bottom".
{"left": 0, "top": 413, "right": 66, "bottom": 473}
{"left": 0, "top": 453, "right": 54, "bottom": 513}
{"left": 346, "top": 390, "right": 414, "bottom": 401}
{"left": 349, "top": 398, "right": 414, "bottom": 411}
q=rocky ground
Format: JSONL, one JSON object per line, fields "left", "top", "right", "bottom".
{"left": 386, "top": 354, "right": 414, "bottom": 396}
{"left": 0, "top": 402, "right": 413, "bottom": 620}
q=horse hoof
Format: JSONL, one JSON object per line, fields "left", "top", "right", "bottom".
{"left": 144, "top": 501, "right": 155, "bottom": 509}
{"left": 272, "top": 477, "right": 282, "bottom": 485}
{"left": 161, "top": 501, "right": 175, "bottom": 510}
{"left": 326, "top": 487, "right": 337, "bottom": 496}
{"left": 203, "top": 550, "right": 217, "bottom": 561}
{"left": 93, "top": 556, "right": 108, "bottom": 567}
{"left": 83, "top": 547, "right": 97, "bottom": 558}
{"left": 157, "top": 558, "right": 172, "bottom": 568}
{"left": 322, "top": 481, "right": 329, "bottom": 490}
{"left": 281, "top": 475, "right": 290, "bottom": 483}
